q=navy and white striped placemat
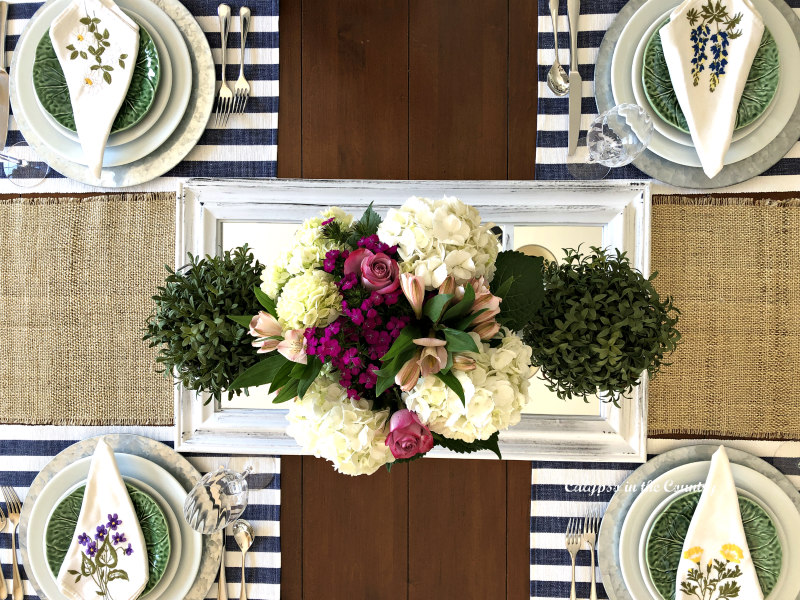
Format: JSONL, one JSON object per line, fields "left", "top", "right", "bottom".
{"left": 0, "top": 425, "right": 280, "bottom": 600}
{"left": 530, "top": 440, "right": 800, "bottom": 599}
{"left": 535, "top": 0, "right": 800, "bottom": 192}
{"left": 1, "top": 0, "right": 278, "bottom": 193}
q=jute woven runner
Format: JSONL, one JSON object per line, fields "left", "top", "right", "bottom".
{"left": 649, "top": 195, "right": 800, "bottom": 440}
{"left": 0, "top": 193, "right": 174, "bottom": 425}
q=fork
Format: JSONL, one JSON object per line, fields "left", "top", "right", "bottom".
{"left": 232, "top": 7, "right": 251, "bottom": 115}
{"left": 565, "top": 518, "right": 582, "bottom": 600}
{"left": 214, "top": 3, "right": 233, "bottom": 126}
{"left": 583, "top": 510, "right": 600, "bottom": 600}
{"left": 0, "top": 501, "right": 6, "bottom": 597}
{"left": 2, "top": 487, "right": 23, "bottom": 600}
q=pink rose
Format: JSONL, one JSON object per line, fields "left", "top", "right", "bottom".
{"left": 385, "top": 409, "right": 434, "bottom": 459}
{"left": 343, "top": 248, "right": 400, "bottom": 294}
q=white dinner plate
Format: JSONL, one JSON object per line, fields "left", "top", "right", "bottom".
{"left": 25, "top": 453, "right": 202, "bottom": 600}
{"left": 611, "top": 0, "right": 800, "bottom": 166}
{"left": 12, "top": 0, "right": 192, "bottom": 168}
{"left": 617, "top": 460, "right": 799, "bottom": 600}
{"left": 630, "top": 9, "right": 779, "bottom": 147}
{"left": 39, "top": 8, "right": 174, "bottom": 149}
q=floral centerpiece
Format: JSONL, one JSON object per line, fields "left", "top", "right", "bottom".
{"left": 228, "top": 197, "right": 546, "bottom": 475}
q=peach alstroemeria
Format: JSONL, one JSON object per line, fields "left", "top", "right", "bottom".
{"left": 413, "top": 337, "right": 448, "bottom": 377}
{"left": 472, "top": 320, "right": 501, "bottom": 340}
{"left": 395, "top": 352, "right": 422, "bottom": 391}
{"left": 277, "top": 329, "right": 308, "bottom": 364}
{"left": 451, "top": 354, "right": 477, "bottom": 372}
{"left": 400, "top": 273, "right": 425, "bottom": 319}
{"left": 438, "top": 275, "right": 457, "bottom": 296}
{"left": 249, "top": 311, "right": 283, "bottom": 353}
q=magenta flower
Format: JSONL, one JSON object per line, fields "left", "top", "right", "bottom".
{"left": 343, "top": 248, "right": 400, "bottom": 294}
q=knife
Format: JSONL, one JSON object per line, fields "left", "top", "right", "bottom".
{"left": 567, "top": 0, "right": 581, "bottom": 155}
{"left": 0, "top": 1, "right": 8, "bottom": 151}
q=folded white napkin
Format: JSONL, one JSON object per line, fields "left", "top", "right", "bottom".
{"left": 675, "top": 446, "right": 764, "bottom": 600}
{"left": 57, "top": 438, "right": 149, "bottom": 600}
{"left": 660, "top": 0, "right": 764, "bottom": 178}
{"left": 49, "top": 0, "right": 139, "bottom": 179}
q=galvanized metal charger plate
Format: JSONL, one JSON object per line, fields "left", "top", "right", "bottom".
{"left": 597, "top": 444, "right": 800, "bottom": 600}
{"left": 10, "top": 0, "right": 214, "bottom": 188}
{"left": 19, "top": 434, "right": 222, "bottom": 600}
{"left": 595, "top": 0, "right": 800, "bottom": 188}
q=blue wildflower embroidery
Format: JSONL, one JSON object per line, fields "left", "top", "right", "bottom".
{"left": 686, "top": 0, "right": 743, "bottom": 91}
{"left": 68, "top": 515, "right": 134, "bottom": 599}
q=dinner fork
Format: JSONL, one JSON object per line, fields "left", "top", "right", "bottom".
{"left": 215, "top": 3, "right": 233, "bottom": 126}
{"left": 565, "top": 518, "right": 582, "bottom": 600}
{"left": 2, "top": 487, "right": 23, "bottom": 600}
{"left": 583, "top": 510, "right": 600, "bottom": 600}
{"left": 232, "top": 7, "right": 251, "bottom": 115}
{"left": 0, "top": 501, "right": 6, "bottom": 597}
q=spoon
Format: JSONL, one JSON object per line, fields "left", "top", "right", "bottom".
{"left": 547, "top": 0, "right": 569, "bottom": 96}
{"left": 232, "top": 519, "right": 255, "bottom": 600}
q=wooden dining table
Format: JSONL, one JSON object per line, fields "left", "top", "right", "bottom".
{"left": 276, "top": 1, "right": 539, "bottom": 598}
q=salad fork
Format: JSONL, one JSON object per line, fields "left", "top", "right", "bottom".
{"left": 2, "top": 487, "right": 23, "bottom": 600}
{"left": 232, "top": 7, "right": 251, "bottom": 115}
{"left": 583, "top": 510, "right": 600, "bottom": 600}
{"left": 565, "top": 518, "right": 582, "bottom": 600}
{"left": 0, "top": 501, "right": 6, "bottom": 596}
{"left": 214, "top": 4, "right": 233, "bottom": 126}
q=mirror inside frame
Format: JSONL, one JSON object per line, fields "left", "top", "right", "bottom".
{"left": 219, "top": 220, "right": 604, "bottom": 417}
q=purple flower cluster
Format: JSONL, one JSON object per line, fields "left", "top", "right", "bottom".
{"left": 77, "top": 515, "right": 134, "bottom": 558}
{"left": 306, "top": 240, "right": 413, "bottom": 401}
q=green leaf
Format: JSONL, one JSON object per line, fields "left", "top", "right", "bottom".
{"left": 119, "top": 59, "right": 125, "bottom": 68}
{"left": 95, "top": 537, "right": 117, "bottom": 568}
{"left": 66, "top": 44, "right": 75, "bottom": 50}
{"left": 120, "top": 53, "right": 128, "bottom": 59}
{"left": 490, "top": 251, "right": 544, "bottom": 331}
{"left": 442, "top": 327, "right": 479, "bottom": 353}
{"left": 380, "top": 325, "right": 421, "bottom": 362}
{"left": 103, "top": 28, "right": 110, "bottom": 38}
{"left": 442, "top": 284, "right": 475, "bottom": 322}
{"left": 253, "top": 286, "right": 278, "bottom": 318}
{"left": 228, "top": 354, "right": 289, "bottom": 390}
{"left": 272, "top": 379, "right": 299, "bottom": 403}
{"left": 435, "top": 371, "right": 465, "bottom": 405}
{"left": 268, "top": 358, "right": 296, "bottom": 394}
{"left": 79, "top": 17, "right": 91, "bottom": 24}
{"left": 375, "top": 347, "right": 417, "bottom": 396}
{"left": 68, "top": 569, "right": 79, "bottom": 575}
{"left": 228, "top": 314, "right": 254, "bottom": 328}
{"left": 70, "top": 51, "right": 78, "bottom": 60}
{"left": 423, "top": 293, "right": 454, "bottom": 323}
{"left": 296, "top": 359, "right": 323, "bottom": 398}
{"left": 432, "top": 431, "right": 502, "bottom": 459}
{"left": 108, "top": 569, "right": 129, "bottom": 582}
{"left": 90, "top": 64, "right": 100, "bottom": 70}
{"left": 452, "top": 308, "right": 488, "bottom": 331}
{"left": 103, "top": 71, "right": 111, "bottom": 84}
{"left": 346, "top": 202, "right": 382, "bottom": 246}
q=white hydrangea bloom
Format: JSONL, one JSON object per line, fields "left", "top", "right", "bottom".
{"left": 260, "top": 207, "right": 354, "bottom": 299}
{"left": 403, "top": 330, "right": 534, "bottom": 442}
{"left": 286, "top": 376, "right": 394, "bottom": 476}
{"left": 275, "top": 269, "right": 342, "bottom": 330}
{"left": 377, "top": 196, "right": 500, "bottom": 289}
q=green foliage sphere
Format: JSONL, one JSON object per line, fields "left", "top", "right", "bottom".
{"left": 144, "top": 246, "right": 264, "bottom": 403}
{"left": 523, "top": 247, "right": 680, "bottom": 402}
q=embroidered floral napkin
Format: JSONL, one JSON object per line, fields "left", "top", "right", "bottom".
{"left": 675, "top": 446, "right": 764, "bottom": 599}
{"left": 49, "top": 0, "right": 139, "bottom": 179}
{"left": 660, "top": 0, "right": 764, "bottom": 178}
{"left": 56, "top": 438, "right": 149, "bottom": 600}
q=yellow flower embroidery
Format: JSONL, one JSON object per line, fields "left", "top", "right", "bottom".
{"left": 683, "top": 546, "right": 704, "bottom": 562}
{"left": 77, "top": 34, "right": 84, "bottom": 41}
{"left": 84, "top": 77, "right": 93, "bottom": 85}
{"left": 720, "top": 543, "right": 743, "bottom": 563}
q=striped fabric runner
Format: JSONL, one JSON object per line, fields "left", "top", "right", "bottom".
{"left": 535, "top": 0, "right": 800, "bottom": 192}
{"left": 530, "top": 440, "right": 800, "bottom": 599}
{"left": 1, "top": 0, "right": 278, "bottom": 193}
{"left": 0, "top": 425, "right": 281, "bottom": 600}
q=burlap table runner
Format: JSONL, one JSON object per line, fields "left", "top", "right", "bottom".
{"left": 0, "top": 193, "right": 174, "bottom": 425}
{"left": 649, "top": 195, "right": 800, "bottom": 440}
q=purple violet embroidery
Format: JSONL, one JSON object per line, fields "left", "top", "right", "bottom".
{"left": 112, "top": 532, "right": 127, "bottom": 545}
{"left": 106, "top": 513, "right": 122, "bottom": 530}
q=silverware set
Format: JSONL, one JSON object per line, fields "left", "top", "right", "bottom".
{"left": 1, "top": 486, "right": 24, "bottom": 600}
{"left": 215, "top": 3, "right": 252, "bottom": 126}
{"left": 565, "top": 511, "right": 600, "bottom": 600}
{"left": 547, "top": 0, "right": 582, "bottom": 155}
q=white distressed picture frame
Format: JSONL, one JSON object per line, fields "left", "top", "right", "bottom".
{"left": 175, "top": 178, "right": 651, "bottom": 462}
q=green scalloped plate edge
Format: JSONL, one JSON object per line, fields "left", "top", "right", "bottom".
{"left": 642, "top": 20, "right": 780, "bottom": 133}
{"left": 32, "top": 21, "right": 161, "bottom": 134}
{"left": 644, "top": 490, "right": 782, "bottom": 600}
{"left": 44, "top": 482, "right": 171, "bottom": 596}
